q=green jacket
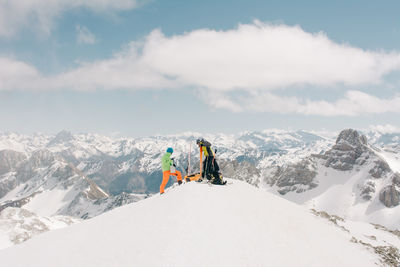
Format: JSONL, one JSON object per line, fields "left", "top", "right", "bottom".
{"left": 161, "top": 152, "right": 173, "bottom": 172}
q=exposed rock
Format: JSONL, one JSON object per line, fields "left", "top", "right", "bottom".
{"left": 0, "top": 150, "right": 26, "bottom": 175}
{"left": 0, "top": 150, "right": 27, "bottom": 198}
{"left": 271, "top": 158, "right": 318, "bottom": 195}
{"left": 53, "top": 165, "right": 80, "bottom": 188}
{"left": 0, "top": 207, "right": 78, "bottom": 248}
{"left": 0, "top": 175, "right": 17, "bottom": 199}
{"left": 219, "top": 159, "right": 260, "bottom": 186}
{"left": 269, "top": 128, "right": 398, "bottom": 201}
{"left": 108, "top": 171, "right": 148, "bottom": 195}
{"left": 83, "top": 177, "right": 109, "bottom": 200}
{"left": 360, "top": 180, "right": 376, "bottom": 200}
{"left": 16, "top": 149, "right": 55, "bottom": 183}
{"left": 2, "top": 208, "right": 49, "bottom": 245}
{"left": 371, "top": 223, "right": 400, "bottom": 239}
{"left": 311, "top": 209, "right": 345, "bottom": 225}
{"left": 335, "top": 129, "right": 367, "bottom": 147}
{"left": 0, "top": 191, "right": 42, "bottom": 212}
{"left": 324, "top": 147, "right": 365, "bottom": 171}
{"left": 369, "top": 160, "right": 391, "bottom": 178}
{"left": 393, "top": 173, "right": 400, "bottom": 186}
{"left": 324, "top": 129, "right": 368, "bottom": 171}
{"left": 351, "top": 237, "right": 400, "bottom": 267}
{"left": 0, "top": 150, "right": 112, "bottom": 219}
{"left": 26, "top": 149, "right": 55, "bottom": 167}
{"left": 379, "top": 185, "right": 400, "bottom": 207}
{"left": 373, "top": 245, "right": 400, "bottom": 267}
{"left": 60, "top": 190, "right": 147, "bottom": 219}
{"left": 53, "top": 165, "right": 75, "bottom": 181}
{"left": 312, "top": 208, "right": 400, "bottom": 267}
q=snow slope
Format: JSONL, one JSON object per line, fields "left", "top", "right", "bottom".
{"left": 376, "top": 150, "right": 400, "bottom": 173}
{"left": 0, "top": 180, "right": 381, "bottom": 267}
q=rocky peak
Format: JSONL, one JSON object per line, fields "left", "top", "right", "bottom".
{"left": 335, "top": 129, "right": 367, "bottom": 148}
{"left": 323, "top": 129, "right": 369, "bottom": 171}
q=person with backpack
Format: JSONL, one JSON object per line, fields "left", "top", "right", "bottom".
{"left": 196, "top": 138, "right": 225, "bottom": 185}
{"left": 160, "top": 147, "right": 182, "bottom": 194}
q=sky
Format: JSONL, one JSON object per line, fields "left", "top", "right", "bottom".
{"left": 1, "top": 0, "right": 400, "bottom": 137}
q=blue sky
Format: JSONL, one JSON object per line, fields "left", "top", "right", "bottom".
{"left": 1, "top": 0, "right": 400, "bottom": 137}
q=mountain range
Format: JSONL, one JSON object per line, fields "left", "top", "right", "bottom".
{"left": 0, "top": 128, "right": 400, "bottom": 250}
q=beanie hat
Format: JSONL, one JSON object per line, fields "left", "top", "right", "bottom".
{"left": 166, "top": 147, "right": 173, "bottom": 153}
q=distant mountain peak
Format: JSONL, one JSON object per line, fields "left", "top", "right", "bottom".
{"left": 47, "top": 130, "right": 75, "bottom": 146}
{"left": 336, "top": 129, "right": 367, "bottom": 147}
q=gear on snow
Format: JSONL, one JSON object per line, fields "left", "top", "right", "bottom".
{"left": 185, "top": 138, "right": 226, "bottom": 185}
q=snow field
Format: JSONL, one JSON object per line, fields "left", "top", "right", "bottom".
{"left": 0, "top": 180, "right": 379, "bottom": 267}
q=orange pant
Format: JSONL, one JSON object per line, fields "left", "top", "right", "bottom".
{"left": 160, "top": 170, "right": 182, "bottom": 194}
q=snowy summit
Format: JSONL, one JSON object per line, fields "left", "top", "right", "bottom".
{"left": 0, "top": 180, "right": 382, "bottom": 267}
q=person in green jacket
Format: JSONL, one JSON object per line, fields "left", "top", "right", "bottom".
{"left": 160, "top": 147, "right": 182, "bottom": 194}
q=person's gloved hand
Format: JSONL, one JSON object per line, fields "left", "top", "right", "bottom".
{"left": 173, "top": 163, "right": 176, "bottom": 167}
{"left": 178, "top": 180, "right": 182, "bottom": 185}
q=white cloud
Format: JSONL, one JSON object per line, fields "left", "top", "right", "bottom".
{"left": 0, "top": 58, "right": 39, "bottom": 90}
{"left": 2, "top": 21, "right": 400, "bottom": 116}
{"left": 368, "top": 124, "right": 400, "bottom": 134}
{"left": 207, "top": 90, "right": 400, "bottom": 116}
{"left": 76, "top": 25, "right": 97, "bottom": 44}
{"left": 45, "top": 22, "right": 400, "bottom": 92}
{"left": 0, "top": 0, "right": 142, "bottom": 37}
{"left": 139, "top": 23, "right": 400, "bottom": 90}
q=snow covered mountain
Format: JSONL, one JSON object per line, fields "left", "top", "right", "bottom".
{"left": 0, "top": 133, "right": 150, "bottom": 248}
{"left": 1, "top": 128, "right": 400, "bottom": 249}
{"left": 0, "top": 129, "right": 332, "bottom": 224}
{"left": 0, "top": 129, "right": 334, "bottom": 196}
{"left": 269, "top": 129, "right": 400, "bottom": 229}
{"left": 0, "top": 148, "right": 147, "bottom": 219}
{"left": 0, "top": 180, "right": 398, "bottom": 267}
